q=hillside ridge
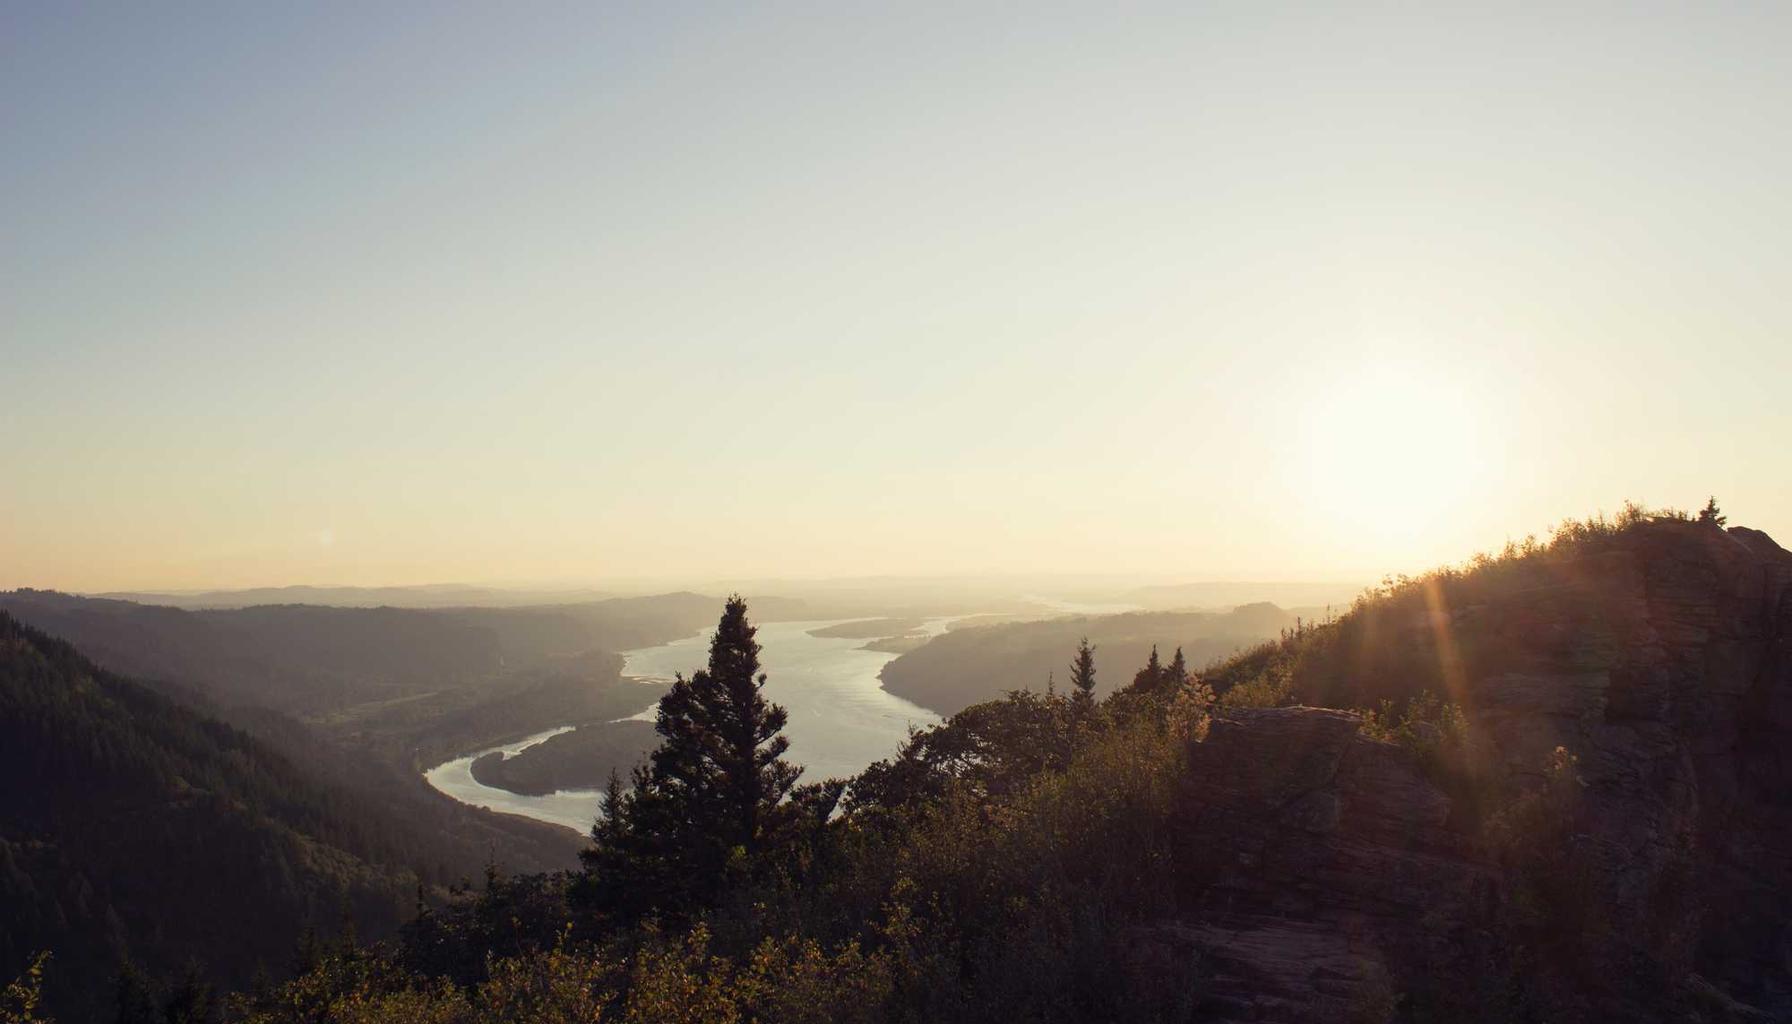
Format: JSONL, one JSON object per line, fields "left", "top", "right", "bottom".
{"left": 1180, "top": 517, "right": 1792, "bottom": 1019}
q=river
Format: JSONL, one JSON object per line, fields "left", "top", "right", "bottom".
{"left": 423, "top": 618, "right": 950, "bottom": 833}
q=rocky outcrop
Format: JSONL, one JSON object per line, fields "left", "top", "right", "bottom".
{"left": 1170, "top": 521, "right": 1792, "bottom": 1022}
{"left": 1464, "top": 522, "right": 1792, "bottom": 1018}
{"left": 1169, "top": 708, "right": 1491, "bottom": 1022}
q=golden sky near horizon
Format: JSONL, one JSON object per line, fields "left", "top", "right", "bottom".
{"left": 4, "top": 6, "right": 1789, "bottom": 592}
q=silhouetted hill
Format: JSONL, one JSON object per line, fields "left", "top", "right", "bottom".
{"left": 1184, "top": 515, "right": 1792, "bottom": 1018}
{"left": 878, "top": 604, "right": 1304, "bottom": 715}
{"left": 0, "top": 591, "right": 502, "bottom": 718}
{"left": 80, "top": 511, "right": 1792, "bottom": 1024}
{"left": 94, "top": 584, "right": 617, "bottom": 610}
{"left": 1120, "top": 579, "right": 1362, "bottom": 611}
{"left": 0, "top": 590, "right": 731, "bottom": 720}
{"left": 0, "top": 611, "right": 570, "bottom": 1019}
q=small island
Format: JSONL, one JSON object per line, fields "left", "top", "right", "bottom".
{"left": 859, "top": 633, "right": 932, "bottom": 655}
{"left": 805, "top": 617, "right": 925, "bottom": 640}
{"left": 470, "top": 720, "right": 659, "bottom": 796}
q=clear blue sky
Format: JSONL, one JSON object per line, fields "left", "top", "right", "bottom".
{"left": 5, "top": 4, "right": 1789, "bottom": 590}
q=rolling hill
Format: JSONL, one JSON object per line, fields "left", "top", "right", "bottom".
{"left": 0, "top": 611, "right": 533, "bottom": 1019}
{"left": 878, "top": 603, "right": 1307, "bottom": 715}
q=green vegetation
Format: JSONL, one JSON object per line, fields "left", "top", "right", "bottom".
{"left": 877, "top": 604, "right": 1301, "bottom": 715}
{"left": 577, "top": 597, "right": 842, "bottom": 926}
{"left": 1, "top": 954, "right": 49, "bottom": 1024}
{"left": 1125, "top": 644, "right": 1191, "bottom": 700}
{"left": 469, "top": 721, "right": 658, "bottom": 797}
{"left": 202, "top": 599, "right": 1220, "bottom": 1024}
{"left": 0, "top": 590, "right": 716, "bottom": 750}
{"left": 1068, "top": 636, "right": 1097, "bottom": 711}
{"left": 22, "top": 569, "right": 1600, "bottom": 1020}
{"left": 217, "top": 508, "right": 1730, "bottom": 1022}
{"left": 0, "top": 586, "right": 728, "bottom": 999}
{"left": 1203, "top": 501, "right": 1702, "bottom": 711}
{"left": 7, "top": 502, "right": 1770, "bottom": 1021}
{"left": 0, "top": 612, "right": 444, "bottom": 1019}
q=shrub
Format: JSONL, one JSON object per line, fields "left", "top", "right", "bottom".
{"left": 477, "top": 943, "right": 609, "bottom": 1024}
{"left": 1, "top": 953, "right": 51, "bottom": 1024}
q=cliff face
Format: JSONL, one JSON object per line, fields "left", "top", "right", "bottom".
{"left": 1472, "top": 524, "right": 1792, "bottom": 1017}
{"left": 1166, "top": 522, "right": 1792, "bottom": 1022}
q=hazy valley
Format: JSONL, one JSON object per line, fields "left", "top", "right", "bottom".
{"left": 8, "top": 6, "right": 1792, "bottom": 1021}
{"left": 8, "top": 508, "right": 1792, "bottom": 1022}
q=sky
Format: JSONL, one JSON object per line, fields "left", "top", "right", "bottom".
{"left": 4, "top": 4, "right": 1790, "bottom": 592}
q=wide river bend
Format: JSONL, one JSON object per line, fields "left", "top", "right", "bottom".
{"left": 424, "top": 619, "right": 947, "bottom": 832}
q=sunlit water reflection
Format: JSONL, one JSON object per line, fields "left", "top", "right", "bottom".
{"left": 424, "top": 618, "right": 948, "bottom": 833}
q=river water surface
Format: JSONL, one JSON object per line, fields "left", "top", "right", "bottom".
{"left": 424, "top": 619, "right": 948, "bottom": 832}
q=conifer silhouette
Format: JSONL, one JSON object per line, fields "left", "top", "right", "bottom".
{"left": 1069, "top": 637, "right": 1097, "bottom": 711}
{"left": 580, "top": 596, "right": 820, "bottom": 921}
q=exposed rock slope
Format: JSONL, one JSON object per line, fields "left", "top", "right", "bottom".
{"left": 1171, "top": 707, "right": 1491, "bottom": 1022}
{"left": 1171, "top": 520, "right": 1792, "bottom": 1022}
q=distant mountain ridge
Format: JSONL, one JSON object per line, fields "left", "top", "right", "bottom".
{"left": 1120, "top": 579, "right": 1363, "bottom": 611}
{"left": 91, "top": 583, "right": 619, "bottom": 610}
{"left": 879, "top": 603, "right": 1308, "bottom": 715}
{"left": 0, "top": 590, "right": 787, "bottom": 722}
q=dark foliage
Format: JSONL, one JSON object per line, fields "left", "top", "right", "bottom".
{"left": 879, "top": 603, "right": 1298, "bottom": 715}
{"left": 0, "top": 611, "right": 480, "bottom": 1020}
{"left": 22, "top": 511, "right": 1787, "bottom": 1022}
{"left": 0, "top": 589, "right": 717, "bottom": 726}
{"left": 1067, "top": 637, "right": 1097, "bottom": 713}
{"left": 577, "top": 598, "right": 841, "bottom": 926}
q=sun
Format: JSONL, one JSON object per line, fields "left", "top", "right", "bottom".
{"left": 1298, "top": 359, "right": 1492, "bottom": 547}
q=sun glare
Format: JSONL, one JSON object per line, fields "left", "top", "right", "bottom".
{"left": 1301, "top": 359, "right": 1490, "bottom": 545}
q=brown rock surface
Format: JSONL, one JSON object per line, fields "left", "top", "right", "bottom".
{"left": 1171, "top": 708, "right": 1491, "bottom": 1022}
{"left": 1170, "top": 521, "right": 1792, "bottom": 1021}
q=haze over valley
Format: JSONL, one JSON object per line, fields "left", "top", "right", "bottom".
{"left": 6, "top": 5, "right": 1792, "bottom": 1022}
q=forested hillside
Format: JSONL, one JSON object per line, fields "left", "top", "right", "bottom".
{"left": 8, "top": 509, "right": 1789, "bottom": 1023}
{"left": 879, "top": 603, "right": 1305, "bottom": 715}
{"left": 0, "top": 591, "right": 721, "bottom": 720}
{"left": 0, "top": 612, "right": 471, "bottom": 1019}
{"left": 93, "top": 584, "right": 618, "bottom": 610}
{"left": 0, "top": 591, "right": 735, "bottom": 857}
{"left": 114, "top": 507, "right": 1785, "bottom": 1024}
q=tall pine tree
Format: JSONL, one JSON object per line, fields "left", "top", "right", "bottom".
{"left": 579, "top": 596, "right": 825, "bottom": 923}
{"left": 1166, "top": 646, "right": 1189, "bottom": 690}
{"left": 1131, "top": 644, "right": 1164, "bottom": 692}
{"left": 1069, "top": 637, "right": 1097, "bottom": 711}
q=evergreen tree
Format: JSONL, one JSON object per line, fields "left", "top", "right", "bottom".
{"left": 1131, "top": 645, "right": 1164, "bottom": 693}
{"left": 292, "top": 927, "right": 322, "bottom": 976}
{"left": 1069, "top": 638, "right": 1097, "bottom": 710}
{"left": 1166, "top": 646, "right": 1189, "bottom": 690}
{"left": 1699, "top": 496, "right": 1727, "bottom": 526}
{"left": 159, "top": 962, "right": 215, "bottom": 1024}
{"left": 580, "top": 596, "right": 814, "bottom": 922}
{"left": 111, "top": 962, "right": 158, "bottom": 1024}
